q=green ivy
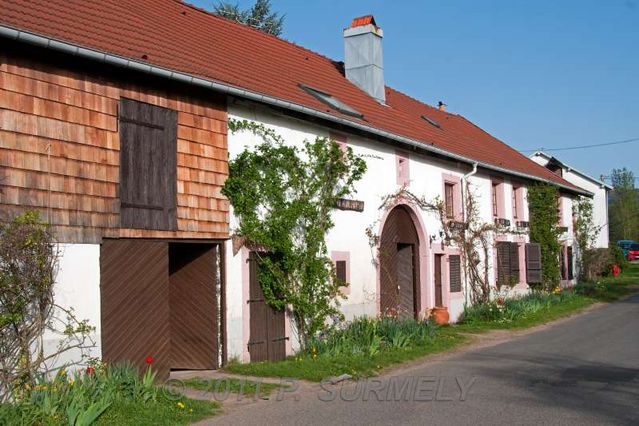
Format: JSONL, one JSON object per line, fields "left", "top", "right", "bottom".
{"left": 527, "top": 183, "right": 561, "bottom": 291}
{"left": 222, "top": 119, "right": 367, "bottom": 348}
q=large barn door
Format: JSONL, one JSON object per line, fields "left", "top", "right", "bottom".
{"left": 247, "top": 253, "right": 286, "bottom": 362}
{"left": 380, "top": 206, "right": 421, "bottom": 318}
{"left": 101, "top": 240, "right": 171, "bottom": 379}
{"left": 169, "top": 243, "right": 218, "bottom": 370}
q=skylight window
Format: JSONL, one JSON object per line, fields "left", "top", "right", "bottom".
{"left": 421, "top": 114, "right": 441, "bottom": 129}
{"left": 299, "top": 84, "right": 363, "bottom": 119}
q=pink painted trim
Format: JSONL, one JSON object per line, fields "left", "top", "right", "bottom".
{"left": 331, "top": 251, "right": 351, "bottom": 296}
{"left": 375, "top": 201, "right": 430, "bottom": 316}
{"left": 491, "top": 178, "right": 505, "bottom": 218}
{"left": 431, "top": 245, "right": 463, "bottom": 308}
{"left": 329, "top": 131, "right": 347, "bottom": 152}
{"left": 512, "top": 185, "right": 524, "bottom": 220}
{"left": 240, "top": 248, "right": 251, "bottom": 363}
{"left": 514, "top": 235, "right": 527, "bottom": 288}
{"left": 395, "top": 150, "right": 410, "bottom": 186}
{"left": 284, "top": 306, "right": 293, "bottom": 356}
{"left": 441, "top": 173, "right": 462, "bottom": 221}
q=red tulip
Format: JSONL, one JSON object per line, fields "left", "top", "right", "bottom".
{"left": 86, "top": 367, "right": 95, "bottom": 375}
{"left": 145, "top": 356, "right": 154, "bottom": 365}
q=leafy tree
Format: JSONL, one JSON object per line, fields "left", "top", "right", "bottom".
{"left": 609, "top": 168, "right": 639, "bottom": 242}
{"left": 527, "top": 183, "right": 561, "bottom": 291}
{"left": 213, "top": 0, "right": 285, "bottom": 36}
{"left": 222, "top": 120, "right": 367, "bottom": 348}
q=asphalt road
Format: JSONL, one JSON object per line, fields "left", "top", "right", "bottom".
{"left": 203, "top": 293, "right": 639, "bottom": 426}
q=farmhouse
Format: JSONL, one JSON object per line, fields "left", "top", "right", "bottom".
{"left": 0, "top": 0, "right": 591, "bottom": 375}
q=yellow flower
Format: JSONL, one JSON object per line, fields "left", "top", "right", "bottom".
{"left": 189, "top": 409, "right": 193, "bottom": 413}
{"left": 177, "top": 402, "right": 185, "bottom": 409}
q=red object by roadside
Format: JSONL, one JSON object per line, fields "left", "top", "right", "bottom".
{"left": 145, "top": 355, "right": 154, "bottom": 365}
{"left": 612, "top": 264, "right": 620, "bottom": 277}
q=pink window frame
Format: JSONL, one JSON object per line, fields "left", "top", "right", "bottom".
{"left": 432, "top": 243, "right": 463, "bottom": 308}
{"left": 491, "top": 178, "right": 505, "bottom": 218}
{"left": 396, "top": 150, "right": 410, "bottom": 186}
{"left": 557, "top": 195, "right": 565, "bottom": 226}
{"left": 441, "top": 173, "right": 462, "bottom": 221}
{"left": 329, "top": 131, "right": 348, "bottom": 152}
{"left": 512, "top": 185, "right": 524, "bottom": 220}
{"left": 331, "top": 251, "right": 351, "bottom": 296}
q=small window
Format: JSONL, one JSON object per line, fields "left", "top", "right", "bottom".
{"left": 492, "top": 183, "right": 499, "bottom": 217}
{"left": 421, "top": 114, "right": 441, "bottom": 129}
{"left": 299, "top": 84, "right": 363, "bottom": 118}
{"left": 396, "top": 151, "right": 409, "bottom": 186}
{"left": 444, "top": 183, "right": 455, "bottom": 219}
{"left": 512, "top": 187, "right": 520, "bottom": 219}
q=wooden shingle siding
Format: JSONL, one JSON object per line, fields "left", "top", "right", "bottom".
{"left": 0, "top": 50, "right": 229, "bottom": 242}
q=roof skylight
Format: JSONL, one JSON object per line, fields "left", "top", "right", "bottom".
{"left": 421, "top": 114, "right": 441, "bottom": 129}
{"left": 299, "top": 84, "right": 363, "bottom": 119}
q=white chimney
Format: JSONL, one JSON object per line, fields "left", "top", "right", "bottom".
{"left": 343, "top": 15, "right": 385, "bottom": 103}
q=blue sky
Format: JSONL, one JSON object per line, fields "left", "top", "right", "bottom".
{"left": 193, "top": 0, "right": 639, "bottom": 182}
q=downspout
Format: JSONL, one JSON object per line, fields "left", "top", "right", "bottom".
{"left": 460, "top": 162, "right": 478, "bottom": 308}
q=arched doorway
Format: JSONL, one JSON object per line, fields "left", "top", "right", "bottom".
{"left": 379, "top": 205, "right": 421, "bottom": 318}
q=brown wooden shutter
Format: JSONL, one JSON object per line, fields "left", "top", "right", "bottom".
{"left": 119, "top": 98, "right": 177, "bottom": 230}
{"left": 526, "top": 243, "right": 542, "bottom": 283}
{"left": 509, "top": 242, "right": 520, "bottom": 281}
{"left": 335, "top": 260, "right": 347, "bottom": 285}
{"left": 449, "top": 255, "right": 462, "bottom": 292}
{"left": 496, "top": 242, "right": 511, "bottom": 287}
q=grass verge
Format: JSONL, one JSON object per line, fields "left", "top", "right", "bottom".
{"left": 225, "top": 263, "right": 638, "bottom": 382}
{"left": 94, "top": 397, "right": 219, "bottom": 426}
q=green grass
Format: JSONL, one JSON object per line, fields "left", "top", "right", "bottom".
{"left": 182, "top": 377, "right": 283, "bottom": 398}
{"left": 225, "top": 331, "right": 466, "bottom": 382}
{"left": 95, "top": 397, "right": 219, "bottom": 426}
{"left": 224, "top": 263, "right": 639, "bottom": 382}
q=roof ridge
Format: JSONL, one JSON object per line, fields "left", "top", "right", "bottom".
{"left": 173, "top": 0, "right": 340, "bottom": 66}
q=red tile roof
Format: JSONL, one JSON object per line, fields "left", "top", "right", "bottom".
{"left": 0, "top": 0, "right": 584, "bottom": 193}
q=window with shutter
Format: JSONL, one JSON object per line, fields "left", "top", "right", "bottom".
{"left": 449, "top": 255, "right": 462, "bottom": 293}
{"left": 119, "top": 98, "right": 177, "bottom": 230}
{"left": 496, "top": 242, "right": 521, "bottom": 287}
{"left": 525, "top": 243, "right": 543, "bottom": 284}
{"left": 444, "top": 183, "right": 455, "bottom": 219}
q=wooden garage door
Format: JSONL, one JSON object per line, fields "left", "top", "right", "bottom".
{"left": 247, "top": 253, "right": 286, "bottom": 362}
{"left": 169, "top": 243, "right": 218, "bottom": 369}
{"left": 100, "top": 240, "right": 171, "bottom": 379}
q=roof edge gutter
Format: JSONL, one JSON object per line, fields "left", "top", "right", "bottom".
{"left": 0, "top": 25, "right": 592, "bottom": 197}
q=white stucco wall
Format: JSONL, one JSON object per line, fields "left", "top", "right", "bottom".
{"left": 43, "top": 243, "right": 101, "bottom": 371}
{"left": 224, "top": 101, "right": 547, "bottom": 360}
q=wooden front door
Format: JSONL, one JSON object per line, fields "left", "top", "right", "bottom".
{"left": 434, "top": 254, "right": 444, "bottom": 307}
{"left": 169, "top": 243, "right": 218, "bottom": 370}
{"left": 247, "top": 253, "right": 286, "bottom": 362}
{"left": 380, "top": 206, "right": 421, "bottom": 318}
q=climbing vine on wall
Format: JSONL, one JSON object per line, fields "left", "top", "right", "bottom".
{"left": 527, "top": 183, "right": 561, "bottom": 291}
{"left": 222, "top": 119, "right": 367, "bottom": 348}
{"left": 365, "top": 182, "right": 512, "bottom": 308}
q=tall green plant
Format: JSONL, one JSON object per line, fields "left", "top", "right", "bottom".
{"left": 213, "top": 0, "right": 285, "bottom": 36}
{"left": 527, "top": 183, "right": 561, "bottom": 291}
{"left": 222, "top": 119, "right": 367, "bottom": 348}
{"left": 609, "top": 167, "right": 639, "bottom": 241}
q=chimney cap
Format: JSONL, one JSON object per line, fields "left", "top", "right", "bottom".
{"left": 438, "top": 101, "right": 447, "bottom": 111}
{"left": 350, "top": 15, "right": 377, "bottom": 29}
